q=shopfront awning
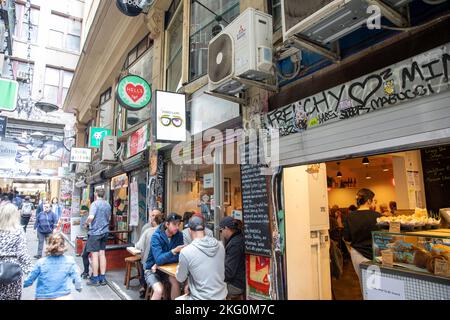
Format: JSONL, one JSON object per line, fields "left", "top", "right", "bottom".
{"left": 85, "top": 170, "right": 107, "bottom": 185}
{"left": 103, "top": 150, "right": 149, "bottom": 179}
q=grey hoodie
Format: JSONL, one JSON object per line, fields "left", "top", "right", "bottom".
{"left": 176, "top": 236, "right": 228, "bottom": 300}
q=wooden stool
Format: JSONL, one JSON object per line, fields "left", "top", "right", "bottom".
{"left": 124, "top": 255, "right": 141, "bottom": 289}
{"left": 145, "top": 286, "right": 153, "bottom": 300}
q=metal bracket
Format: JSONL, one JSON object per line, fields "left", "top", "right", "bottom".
{"left": 366, "top": 0, "right": 409, "bottom": 27}
{"left": 289, "top": 34, "right": 340, "bottom": 62}
{"left": 205, "top": 91, "right": 248, "bottom": 105}
{"left": 232, "top": 76, "right": 279, "bottom": 93}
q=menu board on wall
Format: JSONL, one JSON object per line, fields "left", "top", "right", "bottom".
{"left": 240, "top": 143, "right": 272, "bottom": 257}
{"left": 420, "top": 145, "right": 450, "bottom": 214}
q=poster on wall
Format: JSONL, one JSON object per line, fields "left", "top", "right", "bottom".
{"left": 155, "top": 90, "right": 186, "bottom": 142}
{"left": 129, "top": 124, "right": 148, "bottom": 157}
{"left": 246, "top": 255, "right": 271, "bottom": 300}
{"left": 129, "top": 180, "right": 139, "bottom": 227}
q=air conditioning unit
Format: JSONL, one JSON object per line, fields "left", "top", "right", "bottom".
{"left": 100, "top": 136, "right": 117, "bottom": 162}
{"left": 281, "top": 0, "right": 412, "bottom": 44}
{"left": 208, "top": 7, "right": 273, "bottom": 95}
{"left": 16, "top": 71, "right": 29, "bottom": 80}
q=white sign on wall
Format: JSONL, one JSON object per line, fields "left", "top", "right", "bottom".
{"left": 129, "top": 180, "right": 139, "bottom": 227}
{"left": 155, "top": 90, "right": 186, "bottom": 142}
{"left": 366, "top": 276, "right": 406, "bottom": 300}
{"left": 203, "top": 173, "right": 214, "bottom": 189}
{"left": 70, "top": 148, "right": 92, "bottom": 163}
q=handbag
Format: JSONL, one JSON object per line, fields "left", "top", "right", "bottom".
{"left": 0, "top": 261, "right": 22, "bottom": 285}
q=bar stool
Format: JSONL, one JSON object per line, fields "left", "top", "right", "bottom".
{"left": 124, "top": 255, "right": 142, "bottom": 289}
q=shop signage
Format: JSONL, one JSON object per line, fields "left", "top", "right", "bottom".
{"left": 111, "top": 173, "right": 128, "bottom": 190}
{"left": 115, "top": 0, "right": 143, "bottom": 17}
{"left": 389, "top": 221, "right": 401, "bottom": 233}
{"left": 381, "top": 250, "right": 394, "bottom": 267}
{"left": 266, "top": 43, "right": 450, "bottom": 136}
{"left": 0, "top": 78, "right": 19, "bottom": 111}
{"left": 0, "top": 116, "right": 7, "bottom": 138}
{"left": 366, "top": 276, "right": 405, "bottom": 300}
{"left": 155, "top": 90, "right": 186, "bottom": 142}
{"left": 129, "top": 124, "right": 148, "bottom": 157}
{"left": 116, "top": 75, "right": 152, "bottom": 111}
{"left": 70, "top": 148, "right": 92, "bottom": 163}
{"left": 89, "top": 127, "right": 111, "bottom": 148}
{"left": 203, "top": 173, "right": 214, "bottom": 189}
{"left": 129, "top": 180, "right": 139, "bottom": 227}
{"left": 240, "top": 143, "right": 272, "bottom": 257}
{"left": 0, "top": 141, "right": 17, "bottom": 169}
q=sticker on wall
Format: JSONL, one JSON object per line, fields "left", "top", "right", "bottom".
{"left": 116, "top": 74, "right": 152, "bottom": 111}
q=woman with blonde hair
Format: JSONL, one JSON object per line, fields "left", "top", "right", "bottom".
{"left": 24, "top": 233, "right": 82, "bottom": 300}
{"left": 0, "top": 203, "right": 32, "bottom": 300}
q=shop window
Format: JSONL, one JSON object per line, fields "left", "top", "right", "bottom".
{"left": 98, "top": 88, "right": 113, "bottom": 130}
{"left": 165, "top": 2, "right": 183, "bottom": 92}
{"left": 43, "top": 66, "right": 73, "bottom": 107}
{"left": 48, "top": 13, "right": 82, "bottom": 52}
{"left": 268, "top": 0, "right": 282, "bottom": 32}
{"left": 189, "top": 0, "right": 239, "bottom": 81}
{"left": 15, "top": 3, "right": 40, "bottom": 44}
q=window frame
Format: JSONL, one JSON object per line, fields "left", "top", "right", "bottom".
{"left": 164, "top": 1, "right": 184, "bottom": 92}
{"left": 188, "top": 0, "right": 240, "bottom": 81}
{"left": 43, "top": 66, "right": 74, "bottom": 107}
{"left": 9, "top": 59, "right": 35, "bottom": 99}
{"left": 97, "top": 88, "right": 113, "bottom": 130}
{"left": 48, "top": 11, "right": 82, "bottom": 53}
{"left": 14, "top": 1, "right": 40, "bottom": 44}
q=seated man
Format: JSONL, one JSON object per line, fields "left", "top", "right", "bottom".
{"left": 219, "top": 216, "right": 246, "bottom": 298}
{"left": 183, "top": 213, "right": 214, "bottom": 245}
{"left": 144, "top": 213, "right": 185, "bottom": 300}
{"left": 176, "top": 215, "right": 227, "bottom": 300}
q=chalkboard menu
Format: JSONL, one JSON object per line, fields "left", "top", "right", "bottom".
{"left": 240, "top": 143, "right": 272, "bottom": 257}
{"left": 420, "top": 145, "right": 450, "bottom": 214}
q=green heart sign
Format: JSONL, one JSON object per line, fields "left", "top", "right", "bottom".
{"left": 116, "top": 75, "right": 152, "bottom": 111}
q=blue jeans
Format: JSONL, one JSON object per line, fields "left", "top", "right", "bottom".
{"left": 37, "top": 231, "right": 50, "bottom": 257}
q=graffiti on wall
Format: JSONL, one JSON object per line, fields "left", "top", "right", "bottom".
{"left": 265, "top": 44, "right": 450, "bottom": 136}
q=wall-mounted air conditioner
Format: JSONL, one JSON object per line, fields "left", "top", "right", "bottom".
{"left": 281, "top": 0, "right": 412, "bottom": 44}
{"left": 100, "top": 136, "right": 117, "bottom": 162}
{"left": 208, "top": 7, "right": 274, "bottom": 95}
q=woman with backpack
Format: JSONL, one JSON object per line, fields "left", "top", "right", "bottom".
{"left": 0, "top": 203, "right": 32, "bottom": 300}
{"left": 34, "top": 202, "right": 58, "bottom": 259}
{"left": 20, "top": 196, "right": 35, "bottom": 233}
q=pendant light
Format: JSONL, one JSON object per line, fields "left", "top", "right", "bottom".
{"left": 336, "top": 162, "right": 342, "bottom": 178}
{"left": 362, "top": 157, "right": 370, "bottom": 166}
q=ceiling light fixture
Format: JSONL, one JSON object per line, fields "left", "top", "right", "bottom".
{"left": 362, "top": 157, "right": 370, "bottom": 166}
{"left": 336, "top": 162, "right": 342, "bottom": 178}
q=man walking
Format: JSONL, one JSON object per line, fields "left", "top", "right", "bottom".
{"left": 176, "top": 215, "right": 227, "bottom": 300}
{"left": 34, "top": 201, "right": 58, "bottom": 259}
{"left": 219, "top": 216, "right": 246, "bottom": 298}
{"left": 84, "top": 189, "right": 111, "bottom": 286}
{"left": 20, "top": 196, "right": 35, "bottom": 232}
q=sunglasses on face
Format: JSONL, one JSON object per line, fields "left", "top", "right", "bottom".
{"left": 160, "top": 115, "right": 183, "bottom": 127}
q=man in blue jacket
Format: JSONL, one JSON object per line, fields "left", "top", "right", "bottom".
{"left": 34, "top": 201, "right": 58, "bottom": 259}
{"left": 144, "top": 213, "right": 185, "bottom": 300}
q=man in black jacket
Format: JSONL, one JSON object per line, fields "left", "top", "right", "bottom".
{"left": 219, "top": 216, "right": 245, "bottom": 298}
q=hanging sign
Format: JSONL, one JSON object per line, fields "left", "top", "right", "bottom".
{"left": 129, "top": 180, "right": 139, "bottom": 227}
{"left": 129, "top": 124, "right": 148, "bottom": 157}
{"left": 155, "top": 90, "right": 186, "bottom": 142}
{"left": 89, "top": 127, "right": 112, "bottom": 148}
{"left": 70, "top": 148, "right": 92, "bottom": 163}
{"left": 0, "top": 78, "right": 19, "bottom": 112}
{"left": 116, "top": 75, "right": 152, "bottom": 111}
{"left": 0, "top": 116, "right": 7, "bottom": 138}
{"left": 115, "top": 0, "right": 144, "bottom": 17}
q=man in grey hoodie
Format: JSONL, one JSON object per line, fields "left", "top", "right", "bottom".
{"left": 175, "top": 215, "right": 227, "bottom": 300}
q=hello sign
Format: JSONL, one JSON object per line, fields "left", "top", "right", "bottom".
{"left": 116, "top": 75, "right": 152, "bottom": 111}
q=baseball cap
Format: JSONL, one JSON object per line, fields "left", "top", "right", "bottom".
{"left": 166, "top": 213, "right": 182, "bottom": 223}
{"left": 188, "top": 215, "right": 205, "bottom": 231}
{"left": 219, "top": 216, "right": 237, "bottom": 229}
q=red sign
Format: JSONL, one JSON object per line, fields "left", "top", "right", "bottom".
{"left": 126, "top": 83, "right": 145, "bottom": 102}
{"left": 129, "top": 124, "right": 148, "bottom": 157}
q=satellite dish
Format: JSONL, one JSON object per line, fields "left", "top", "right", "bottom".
{"left": 116, "top": 0, "right": 143, "bottom": 17}
{"left": 35, "top": 102, "right": 59, "bottom": 113}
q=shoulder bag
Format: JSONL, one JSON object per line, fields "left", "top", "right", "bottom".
{"left": 0, "top": 260, "right": 22, "bottom": 285}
